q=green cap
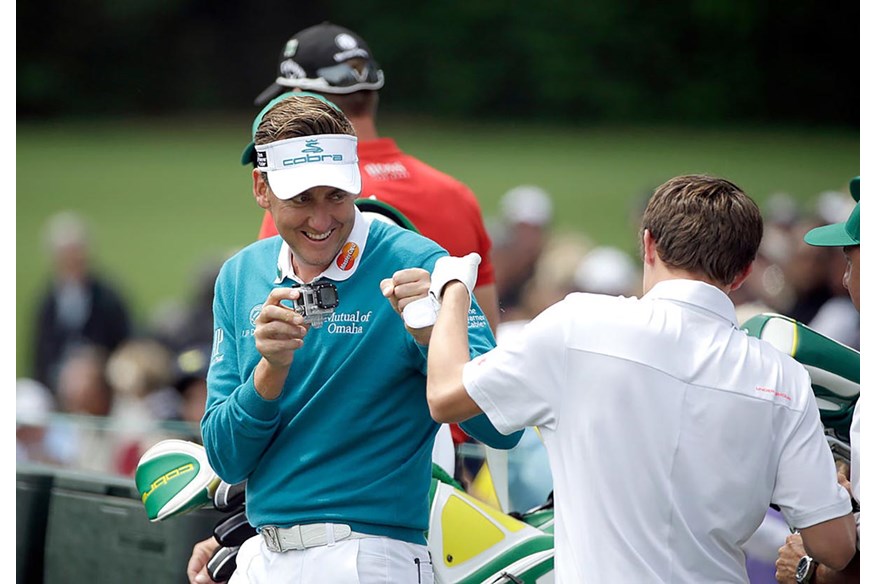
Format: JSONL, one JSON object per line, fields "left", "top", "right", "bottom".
{"left": 804, "top": 176, "right": 860, "bottom": 247}
{"left": 240, "top": 91, "right": 342, "bottom": 166}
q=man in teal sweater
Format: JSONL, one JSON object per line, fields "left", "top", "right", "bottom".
{"left": 200, "top": 93, "right": 520, "bottom": 583}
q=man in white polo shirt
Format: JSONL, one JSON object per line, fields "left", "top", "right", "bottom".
{"left": 424, "top": 174, "right": 857, "bottom": 583}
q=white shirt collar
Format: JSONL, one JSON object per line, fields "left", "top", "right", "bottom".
{"left": 274, "top": 206, "right": 372, "bottom": 284}
{"left": 643, "top": 279, "right": 738, "bottom": 326}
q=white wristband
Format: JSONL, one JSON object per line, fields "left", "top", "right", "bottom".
{"left": 402, "top": 297, "right": 439, "bottom": 329}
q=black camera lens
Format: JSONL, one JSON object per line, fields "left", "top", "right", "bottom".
{"left": 315, "top": 284, "right": 339, "bottom": 309}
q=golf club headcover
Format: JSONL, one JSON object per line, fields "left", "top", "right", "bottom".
{"left": 213, "top": 509, "right": 258, "bottom": 547}
{"left": 135, "top": 439, "right": 220, "bottom": 522}
{"left": 429, "top": 253, "right": 481, "bottom": 309}
{"left": 207, "top": 545, "right": 239, "bottom": 583}
{"left": 213, "top": 479, "right": 247, "bottom": 513}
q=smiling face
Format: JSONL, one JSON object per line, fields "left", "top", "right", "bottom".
{"left": 254, "top": 170, "right": 356, "bottom": 281}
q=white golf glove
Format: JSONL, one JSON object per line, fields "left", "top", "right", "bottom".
{"left": 402, "top": 253, "right": 481, "bottom": 329}
{"left": 429, "top": 252, "right": 481, "bottom": 309}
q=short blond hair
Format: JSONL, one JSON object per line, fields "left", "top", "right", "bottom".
{"left": 254, "top": 95, "right": 355, "bottom": 146}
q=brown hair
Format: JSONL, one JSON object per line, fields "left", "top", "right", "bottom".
{"left": 640, "top": 174, "right": 763, "bottom": 286}
{"left": 255, "top": 94, "right": 355, "bottom": 146}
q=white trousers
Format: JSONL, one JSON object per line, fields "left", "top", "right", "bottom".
{"left": 230, "top": 533, "right": 434, "bottom": 584}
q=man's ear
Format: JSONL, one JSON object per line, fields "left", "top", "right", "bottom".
{"left": 253, "top": 169, "right": 270, "bottom": 210}
{"left": 642, "top": 229, "right": 658, "bottom": 266}
{"left": 727, "top": 262, "right": 754, "bottom": 292}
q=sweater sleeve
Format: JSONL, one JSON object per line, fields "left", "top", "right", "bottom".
{"left": 200, "top": 264, "right": 282, "bottom": 484}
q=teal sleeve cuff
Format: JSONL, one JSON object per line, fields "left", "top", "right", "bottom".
{"left": 235, "top": 374, "right": 282, "bottom": 423}
{"left": 460, "top": 414, "right": 524, "bottom": 450}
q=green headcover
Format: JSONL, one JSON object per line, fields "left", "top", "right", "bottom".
{"left": 135, "top": 439, "right": 220, "bottom": 522}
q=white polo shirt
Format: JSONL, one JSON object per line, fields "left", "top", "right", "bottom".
{"left": 464, "top": 279, "right": 851, "bottom": 583}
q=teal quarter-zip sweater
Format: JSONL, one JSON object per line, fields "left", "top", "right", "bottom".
{"left": 202, "top": 217, "right": 521, "bottom": 544}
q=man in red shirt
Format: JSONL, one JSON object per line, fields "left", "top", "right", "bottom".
{"left": 249, "top": 22, "right": 500, "bottom": 332}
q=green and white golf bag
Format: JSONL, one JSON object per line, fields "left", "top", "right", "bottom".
{"left": 135, "top": 442, "right": 555, "bottom": 583}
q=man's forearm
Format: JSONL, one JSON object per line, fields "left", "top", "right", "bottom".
{"left": 800, "top": 513, "right": 857, "bottom": 571}
{"left": 814, "top": 551, "right": 860, "bottom": 583}
{"left": 254, "top": 358, "right": 290, "bottom": 400}
{"left": 427, "top": 282, "right": 482, "bottom": 423}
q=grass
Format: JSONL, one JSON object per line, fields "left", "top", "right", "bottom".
{"left": 16, "top": 114, "right": 859, "bottom": 377}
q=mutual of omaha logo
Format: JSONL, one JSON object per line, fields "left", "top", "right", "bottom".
{"left": 336, "top": 242, "right": 360, "bottom": 271}
{"left": 249, "top": 304, "right": 264, "bottom": 327}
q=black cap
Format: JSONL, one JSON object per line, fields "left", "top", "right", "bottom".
{"left": 254, "top": 22, "right": 385, "bottom": 106}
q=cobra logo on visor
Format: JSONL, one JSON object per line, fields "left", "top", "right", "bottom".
{"left": 255, "top": 134, "right": 358, "bottom": 172}
{"left": 282, "top": 153, "right": 344, "bottom": 166}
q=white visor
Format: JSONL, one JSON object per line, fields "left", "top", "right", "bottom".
{"left": 255, "top": 134, "right": 361, "bottom": 200}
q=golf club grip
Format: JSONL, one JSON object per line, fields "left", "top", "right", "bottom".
{"left": 207, "top": 545, "right": 239, "bottom": 583}
{"left": 214, "top": 509, "right": 258, "bottom": 547}
{"left": 213, "top": 480, "right": 247, "bottom": 512}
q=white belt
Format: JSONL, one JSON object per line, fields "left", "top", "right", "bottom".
{"left": 260, "top": 523, "right": 372, "bottom": 552}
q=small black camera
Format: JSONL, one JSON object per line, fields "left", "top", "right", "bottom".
{"left": 293, "top": 282, "right": 339, "bottom": 328}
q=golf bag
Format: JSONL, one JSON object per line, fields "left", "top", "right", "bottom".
{"left": 135, "top": 443, "right": 556, "bottom": 583}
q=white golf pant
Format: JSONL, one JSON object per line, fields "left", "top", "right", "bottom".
{"left": 230, "top": 533, "right": 434, "bottom": 584}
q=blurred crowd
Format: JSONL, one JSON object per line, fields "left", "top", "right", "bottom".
{"left": 16, "top": 182, "right": 859, "bottom": 479}
{"left": 17, "top": 211, "right": 220, "bottom": 475}
{"left": 489, "top": 183, "right": 859, "bottom": 350}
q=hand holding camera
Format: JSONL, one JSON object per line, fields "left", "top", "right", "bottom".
{"left": 253, "top": 283, "right": 339, "bottom": 369}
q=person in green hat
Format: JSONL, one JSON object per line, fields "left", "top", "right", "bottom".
{"left": 803, "top": 177, "right": 860, "bottom": 312}
{"left": 776, "top": 176, "right": 860, "bottom": 584}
